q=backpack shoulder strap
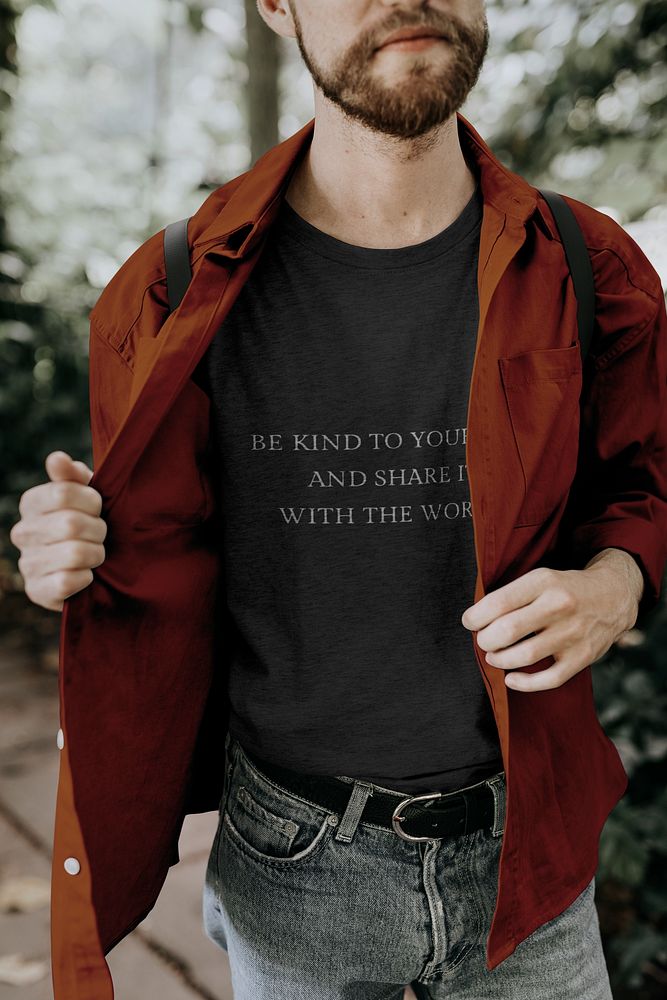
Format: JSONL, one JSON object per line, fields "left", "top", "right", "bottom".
{"left": 538, "top": 189, "right": 595, "bottom": 365}
{"left": 163, "top": 216, "right": 193, "bottom": 313}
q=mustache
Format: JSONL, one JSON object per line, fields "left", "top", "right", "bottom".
{"left": 368, "top": 13, "right": 467, "bottom": 53}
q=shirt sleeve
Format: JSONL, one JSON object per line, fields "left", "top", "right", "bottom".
{"left": 562, "top": 280, "right": 667, "bottom": 622}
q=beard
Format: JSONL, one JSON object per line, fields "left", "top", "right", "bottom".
{"left": 287, "top": 4, "right": 489, "bottom": 140}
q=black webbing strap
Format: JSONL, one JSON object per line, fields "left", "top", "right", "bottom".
{"left": 162, "top": 191, "right": 595, "bottom": 364}
{"left": 163, "top": 216, "right": 192, "bottom": 313}
{"left": 539, "top": 189, "right": 595, "bottom": 365}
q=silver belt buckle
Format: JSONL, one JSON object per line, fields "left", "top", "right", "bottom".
{"left": 391, "top": 791, "right": 444, "bottom": 843}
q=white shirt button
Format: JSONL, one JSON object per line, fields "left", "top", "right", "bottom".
{"left": 56, "top": 728, "right": 64, "bottom": 750}
{"left": 64, "top": 857, "right": 80, "bottom": 875}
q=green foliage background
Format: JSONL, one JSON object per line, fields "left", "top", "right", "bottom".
{"left": 1, "top": 1, "right": 666, "bottom": 993}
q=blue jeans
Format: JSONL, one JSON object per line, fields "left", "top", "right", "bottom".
{"left": 202, "top": 734, "right": 613, "bottom": 999}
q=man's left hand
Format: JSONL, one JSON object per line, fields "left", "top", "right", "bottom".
{"left": 460, "top": 549, "right": 644, "bottom": 692}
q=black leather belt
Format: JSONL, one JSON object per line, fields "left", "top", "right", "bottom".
{"left": 239, "top": 744, "right": 502, "bottom": 843}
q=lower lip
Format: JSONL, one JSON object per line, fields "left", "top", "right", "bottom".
{"left": 379, "top": 36, "right": 445, "bottom": 51}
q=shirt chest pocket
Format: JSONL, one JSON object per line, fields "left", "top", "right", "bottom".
{"left": 498, "top": 342, "right": 583, "bottom": 528}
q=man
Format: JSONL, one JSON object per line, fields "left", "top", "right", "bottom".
{"left": 11, "top": 1, "right": 667, "bottom": 998}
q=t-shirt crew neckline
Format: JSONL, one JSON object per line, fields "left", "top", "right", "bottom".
{"left": 276, "top": 183, "right": 483, "bottom": 270}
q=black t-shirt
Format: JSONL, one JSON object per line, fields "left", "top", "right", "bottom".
{"left": 199, "top": 181, "right": 503, "bottom": 793}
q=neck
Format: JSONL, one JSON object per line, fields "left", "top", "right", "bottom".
{"left": 284, "top": 102, "right": 478, "bottom": 250}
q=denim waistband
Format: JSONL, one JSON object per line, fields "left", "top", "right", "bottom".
{"left": 222, "top": 731, "right": 506, "bottom": 843}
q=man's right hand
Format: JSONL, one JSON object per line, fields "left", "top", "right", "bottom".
{"left": 10, "top": 451, "right": 107, "bottom": 612}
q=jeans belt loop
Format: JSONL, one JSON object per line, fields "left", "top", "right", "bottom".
{"left": 220, "top": 731, "right": 235, "bottom": 817}
{"left": 335, "top": 780, "right": 375, "bottom": 844}
{"left": 485, "top": 772, "right": 506, "bottom": 837}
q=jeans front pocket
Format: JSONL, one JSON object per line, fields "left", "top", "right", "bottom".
{"left": 218, "top": 741, "right": 339, "bottom": 869}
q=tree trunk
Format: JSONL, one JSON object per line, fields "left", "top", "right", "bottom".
{"left": 244, "top": 0, "right": 280, "bottom": 164}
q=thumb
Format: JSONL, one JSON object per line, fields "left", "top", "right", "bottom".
{"left": 45, "top": 450, "right": 94, "bottom": 485}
